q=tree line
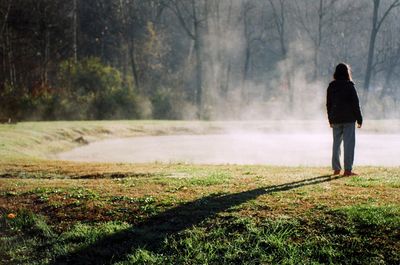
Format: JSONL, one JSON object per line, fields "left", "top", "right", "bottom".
{"left": 1, "top": 0, "right": 400, "bottom": 120}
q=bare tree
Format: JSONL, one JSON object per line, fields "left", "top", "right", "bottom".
{"left": 0, "top": 0, "right": 12, "bottom": 86}
{"left": 170, "top": 0, "right": 206, "bottom": 116}
{"left": 118, "top": 0, "right": 143, "bottom": 92}
{"left": 267, "top": 0, "right": 294, "bottom": 110}
{"left": 364, "top": 0, "right": 400, "bottom": 95}
{"left": 72, "top": 0, "right": 78, "bottom": 63}
{"left": 268, "top": 0, "right": 287, "bottom": 58}
{"left": 375, "top": 16, "right": 400, "bottom": 99}
{"left": 241, "top": 0, "right": 253, "bottom": 104}
{"left": 2, "top": 0, "right": 400, "bottom": 120}
{"left": 293, "top": 0, "right": 336, "bottom": 80}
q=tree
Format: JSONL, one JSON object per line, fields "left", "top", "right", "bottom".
{"left": 2, "top": 0, "right": 400, "bottom": 120}
{"left": 169, "top": 0, "right": 206, "bottom": 117}
{"left": 293, "top": 0, "right": 336, "bottom": 80}
{"left": 240, "top": 1, "right": 254, "bottom": 105}
{"left": 267, "top": 0, "right": 294, "bottom": 110}
{"left": 72, "top": 0, "right": 78, "bottom": 63}
{"left": 364, "top": 0, "right": 400, "bottom": 95}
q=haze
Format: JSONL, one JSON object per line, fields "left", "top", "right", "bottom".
{"left": 57, "top": 121, "right": 400, "bottom": 166}
{"left": 2, "top": 1, "right": 400, "bottom": 120}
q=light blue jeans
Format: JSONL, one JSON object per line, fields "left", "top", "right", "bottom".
{"left": 332, "top": 123, "right": 355, "bottom": 171}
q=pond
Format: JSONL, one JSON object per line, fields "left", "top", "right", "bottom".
{"left": 56, "top": 132, "right": 400, "bottom": 166}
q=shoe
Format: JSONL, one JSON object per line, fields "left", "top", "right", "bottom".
{"left": 343, "top": 171, "right": 358, "bottom": 176}
{"left": 333, "top": 170, "right": 341, "bottom": 175}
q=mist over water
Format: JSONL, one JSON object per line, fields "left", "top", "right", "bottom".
{"left": 57, "top": 121, "right": 400, "bottom": 166}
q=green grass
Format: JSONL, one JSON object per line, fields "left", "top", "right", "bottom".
{"left": 1, "top": 165, "right": 399, "bottom": 265}
{"left": 336, "top": 204, "right": 400, "bottom": 227}
{"left": 0, "top": 120, "right": 220, "bottom": 161}
{"left": 346, "top": 170, "right": 400, "bottom": 188}
{"left": 0, "top": 120, "right": 399, "bottom": 264}
{"left": 2, "top": 207, "right": 399, "bottom": 265}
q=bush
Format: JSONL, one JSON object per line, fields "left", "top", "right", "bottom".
{"left": 0, "top": 82, "right": 26, "bottom": 120}
{"left": 151, "top": 87, "right": 190, "bottom": 119}
{"left": 57, "top": 57, "right": 141, "bottom": 120}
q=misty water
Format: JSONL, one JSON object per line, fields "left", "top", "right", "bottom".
{"left": 57, "top": 130, "right": 400, "bottom": 166}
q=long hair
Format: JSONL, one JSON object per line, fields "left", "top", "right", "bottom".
{"left": 333, "top": 63, "right": 352, "bottom": 81}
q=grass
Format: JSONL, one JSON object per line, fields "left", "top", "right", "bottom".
{"left": 336, "top": 204, "right": 400, "bottom": 227}
{"left": 0, "top": 120, "right": 399, "bottom": 264}
{"left": 0, "top": 120, "right": 223, "bottom": 161}
{"left": 1, "top": 119, "right": 397, "bottom": 161}
{"left": 2, "top": 203, "right": 399, "bottom": 264}
{"left": 1, "top": 164, "right": 399, "bottom": 264}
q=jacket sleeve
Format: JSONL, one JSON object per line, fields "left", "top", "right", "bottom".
{"left": 350, "top": 84, "right": 363, "bottom": 125}
{"left": 326, "top": 84, "right": 333, "bottom": 124}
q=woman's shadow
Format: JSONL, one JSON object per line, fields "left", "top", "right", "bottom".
{"left": 52, "top": 174, "right": 343, "bottom": 265}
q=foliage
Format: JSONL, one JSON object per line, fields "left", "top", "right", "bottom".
{"left": 151, "top": 87, "right": 188, "bottom": 120}
{"left": 2, "top": 1, "right": 400, "bottom": 120}
{"left": 57, "top": 57, "right": 139, "bottom": 120}
{"left": 0, "top": 82, "right": 32, "bottom": 120}
{"left": 0, "top": 57, "right": 143, "bottom": 120}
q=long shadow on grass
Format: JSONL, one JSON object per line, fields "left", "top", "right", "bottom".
{"left": 52, "top": 174, "right": 343, "bottom": 265}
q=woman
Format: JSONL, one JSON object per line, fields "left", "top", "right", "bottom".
{"left": 326, "top": 63, "right": 363, "bottom": 176}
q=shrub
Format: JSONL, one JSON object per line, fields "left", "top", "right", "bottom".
{"left": 151, "top": 87, "right": 189, "bottom": 119}
{"left": 57, "top": 57, "right": 141, "bottom": 120}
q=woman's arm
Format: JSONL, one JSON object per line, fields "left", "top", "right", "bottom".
{"left": 326, "top": 84, "right": 333, "bottom": 125}
{"left": 350, "top": 84, "right": 363, "bottom": 126}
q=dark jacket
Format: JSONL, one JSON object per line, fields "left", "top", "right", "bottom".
{"left": 326, "top": 80, "right": 363, "bottom": 125}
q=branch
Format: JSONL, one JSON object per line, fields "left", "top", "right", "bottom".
{"left": 293, "top": 0, "right": 317, "bottom": 44}
{"left": 376, "top": 0, "right": 400, "bottom": 32}
{"left": 268, "top": 0, "right": 283, "bottom": 35}
{"left": 0, "top": 0, "right": 11, "bottom": 36}
{"left": 169, "top": 0, "right": 195, "bottom": 40}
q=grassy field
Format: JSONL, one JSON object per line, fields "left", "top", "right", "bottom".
{"left": 0, "top": 121, "right": 399, "bottom": 264}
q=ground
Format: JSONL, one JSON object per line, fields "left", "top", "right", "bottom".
{"left": 0, "top": 121, "right": 399, "bottom": 264}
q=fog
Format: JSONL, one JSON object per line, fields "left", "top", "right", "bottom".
{"left": 183, "top": 1, "right": 399, "bottom": 121}
{"left": 57, "top": 121, "right": 400, "bottom": 166}
{"left": 2, "top": 3, "right": 400, "bottom": 172}
{"left": 2, "top": 1, "right": 400, "bottom": 121}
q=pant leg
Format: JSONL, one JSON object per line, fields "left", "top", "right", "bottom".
{"left": 332, "top": 124, "right": 343, "bottom": 171}
{"left": 343, "top": 122, "right": 356, "bottom": 171}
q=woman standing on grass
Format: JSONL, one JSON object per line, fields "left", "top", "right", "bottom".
{"left": 326, "top": 63, "right": 363, "bottom": 176}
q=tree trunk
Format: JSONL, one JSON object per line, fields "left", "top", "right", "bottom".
{"left": 43, "top": 29, "right": 50, "bottom": 85}
{"left": 242, "top": 43, "right": 250, "bottom": 105}
{"left": 192, "top": 1, "right": 203, "bottom": 117}
{"left": 0, "top": 0, "right": 10, "bottom": 36}
{"left": 364, "top": 0, "right": 379, "bottom": 94}
{"left": 223, "top": 61, "right": 231, "bottom": 97}
{"left": 72, "top": 0, "right": 78, "bottom": 63}
{"left": 128, "top": 38, "right": 140, "bottom": 92}
{"left": 241, "top": 2, "right": 251, "bottom": 107}
{"left": 6, "top": 26, "right": 15, "bottom": 85}
{"left": 268, "top": 0, "right": 286, "bottom": 55}
{"left": 194, "top": 34, "right": 202, "bottom": 117}
{"left": 284, "top": 60, "right": 293, "bottom": 114}
{"left": 313, "top": 0, "right": 324, "bottom": 80}
{"left": 269, "top": 0, "right": 292, "bottom": 113}
{"left": 381, "top": 67, "right": 394, "bottom": 99}
{"left": 219, "top": 0, "right": 233, "bottom": 98}
{"left": 364, "top": 0, "right": 400, "bottom": 99}
{"left": 380, "top": 45, "right": 400, "bottom": 99}
{"left": 171, "top": 0, "right": 204, "bottom": 116}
